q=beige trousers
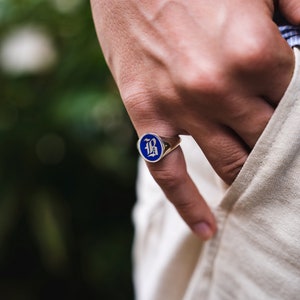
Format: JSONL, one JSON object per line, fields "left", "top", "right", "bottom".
{"left": 133, "top": 47, "right": 300, "bottom": 300}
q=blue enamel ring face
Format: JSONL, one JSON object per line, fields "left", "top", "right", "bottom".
{"left": 137, "top": 133, "right": 164, "bottom": 163}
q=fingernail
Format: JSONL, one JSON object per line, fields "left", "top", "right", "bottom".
{"left": 193, "top": 222, "right": 214, "bottom": 240}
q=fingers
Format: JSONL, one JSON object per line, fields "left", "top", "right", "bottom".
{"left": 190, "top": 123, "right": 249, "bottom": 185}
{"left": 221, "top": 96, "right": 275, "bottom": 149}
{"left": 140, "top": 94, "right": 273, "bottom": 241}
{"left": 146, "top": 146, "right": 217, "bottom": 240}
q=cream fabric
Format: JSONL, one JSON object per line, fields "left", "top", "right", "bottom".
{"left": 133, "top": 47, "right": 300, "bottom": 300}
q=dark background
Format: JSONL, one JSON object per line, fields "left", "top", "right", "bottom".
{"left": 0, "top": 0, "right": 137, "bottom": 298}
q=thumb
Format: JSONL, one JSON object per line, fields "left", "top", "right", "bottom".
{"left": 279, "top": 0, "right": 300, "bottom": 25}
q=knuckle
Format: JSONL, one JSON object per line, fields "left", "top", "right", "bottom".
{"left": 150, "top": 165, "right": 186, "bottom": 192}
{"left": 120, "top": 88, "right": 161, "bottom": 134}
{"left": 151, "top": 169, "right": 182, "bottom": 193}
{"left": 121, "top": 82, "right": 180, "bottom": 137}
{"left": 123, "top": 91, "right": 151, "bottom": 112}
{"left": 174, "top": 196, "right": 197, "bottom": 215}
{"left": 228, "top": 35, "right": 269, "bottom": 72}
{"left": 174, "top": 63, "right": 224, "bottom": 96}
{"left": 122, "top": 86, "right": 157, "bottom": 116}
{"left": 218, "top": 152, "right": 248, "bottom": 185}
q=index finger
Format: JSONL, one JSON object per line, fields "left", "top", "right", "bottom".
{"left": 145, "top": 145, "right": 217, "bottom": 240}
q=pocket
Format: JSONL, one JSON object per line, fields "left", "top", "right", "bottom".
{"left": 219, "top": 46, "right": 300, "bottom": 211}
{"left": 188, "top": 48, "right": 300, "bottom": 300}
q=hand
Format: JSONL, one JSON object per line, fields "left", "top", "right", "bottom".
{"left": 278, "top": 0, "right": 300, "bottom": 24}
{"left": 91, "top": 0, "right": 295, "bottom": 240}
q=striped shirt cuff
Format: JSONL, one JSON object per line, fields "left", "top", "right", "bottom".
{"left": 279, "top": 25, "right": 300, "bottom": 48}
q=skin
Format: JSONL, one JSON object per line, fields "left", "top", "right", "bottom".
{"left": 278, "top": 0, "right": 300, "bottom": 24}
{"left": 91, "top": 0, "right": 300, "bottom": 240}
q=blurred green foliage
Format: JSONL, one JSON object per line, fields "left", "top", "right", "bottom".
{"left": 0, "top": 0, "right": 137, "bottom": 298}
